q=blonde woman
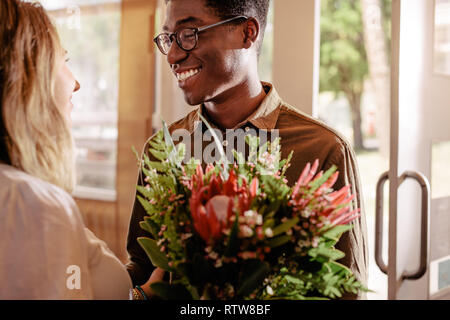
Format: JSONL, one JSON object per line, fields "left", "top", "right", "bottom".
{"left": 0, "top": 0, "right": 163, "bottom": 299}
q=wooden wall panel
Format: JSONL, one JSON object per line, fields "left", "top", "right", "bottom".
{"left": 116, "top": 0, "right": 156, "bottom": 263}
{"left": 74, "top": 0, "right": 157, "bottom": 264}
{"left": 75, "top": 198, "right": 117, "bottom": 255}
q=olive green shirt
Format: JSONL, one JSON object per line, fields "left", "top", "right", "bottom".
{"left": 126, "top": 82, "right": 368, "bottom": 299}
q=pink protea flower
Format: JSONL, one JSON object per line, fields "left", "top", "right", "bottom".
{"left": 188, "top": 165, "right": 258, "bottom": 243}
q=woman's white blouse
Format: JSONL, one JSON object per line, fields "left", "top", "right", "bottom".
{"left": 0, "top": 164, "right": 132, "bottom": 299}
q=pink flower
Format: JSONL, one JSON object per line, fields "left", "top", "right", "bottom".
{"left": 188, "top": 165, "right": 258, "bottom": 243}
{"left": 190, "top": 194, "right": 233, "bottom": 243}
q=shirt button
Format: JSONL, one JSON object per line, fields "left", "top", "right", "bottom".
{"left": 222, "top": 140, "right": 229, "bottom": 147}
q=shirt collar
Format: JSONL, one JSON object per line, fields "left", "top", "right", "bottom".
{"left": 190, "top": 82, "right": 282, "bottom": 133}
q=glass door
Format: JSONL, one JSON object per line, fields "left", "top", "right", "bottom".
{"left": 384, "top": 0, "right": 450, "bottom": 299}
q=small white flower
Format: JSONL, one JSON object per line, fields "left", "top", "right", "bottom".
{"left": 298, "top": 239, "right": 310, "bottom": 247}
{"left": 240, "top": 225, "right": 254, "bottom": 238}
{"left": 302, "top": 209, "right": 312, "bottom": 218}
{"left": 256, "top": 214, "right": 263, "bottom": 225}
{"left": 209, "top": 251, "right": 218, "bottom": 260}
{"left": 265, "top": 228, "right": 274, "bottom": 238}
{"left": 244, "top": 210, "right": 256, "bottom": 218}
{"left": 266, "top": 285, "right": 274, "bottom": 296}
{"left": 312, "top": 237, "right": 320, "bottom": 248}
{"left": 181, "top": 233, "right": 193, "bottom": 241}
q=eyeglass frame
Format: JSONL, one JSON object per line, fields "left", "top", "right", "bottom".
{"left": 153, "top": 15, "right": 248, "bottom": 55}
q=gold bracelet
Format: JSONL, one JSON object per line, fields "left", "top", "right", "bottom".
{"left": 132, "top": 288, "right": 144, "bottom": 300}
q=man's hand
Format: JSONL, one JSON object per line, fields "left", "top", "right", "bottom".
{"left": 140, "top": 267, "right": 165, "bottom": 298}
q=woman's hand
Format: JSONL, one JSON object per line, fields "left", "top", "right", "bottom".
{"left": 139, "top": 268, "right": 165, "bottom": 299}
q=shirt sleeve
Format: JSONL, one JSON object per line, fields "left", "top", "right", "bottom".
{"left": 323, "top": 142, "right": 369, "bottom": 300}
{"left": 84, "top": 227, "right": 132, "bottom": 299}
{"left": 0, "top": 177, "right": 132, "bottom": 300}
{"left": 0, "top": 180, "right": 93, "bottom": 299}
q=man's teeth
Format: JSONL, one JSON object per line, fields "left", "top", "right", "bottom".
{"left": 176, "top": 68, "right": 201, "bottom": 81}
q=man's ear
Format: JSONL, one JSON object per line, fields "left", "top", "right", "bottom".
{"left": 243, "top": 17, "right": 260, "bottom": 49}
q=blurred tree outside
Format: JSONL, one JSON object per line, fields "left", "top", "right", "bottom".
{"left": 320, "top": 0, "right": 392, "bottom": 152}
{"left": 320, "top": 0, "right": 368, "bottom": 151}
{"left": 319, "top": 1, "right": 393, "bottom": 300}
{"left": 361, "top": 0, "right": 391, "bottom": 158}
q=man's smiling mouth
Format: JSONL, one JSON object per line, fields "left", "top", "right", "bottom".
{"left": 176, "top": 67, "right": 202, "bottom": 82}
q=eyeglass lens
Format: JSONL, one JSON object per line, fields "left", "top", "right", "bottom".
{"left": 157, "top": 29, "right": 197, "bottom": 54}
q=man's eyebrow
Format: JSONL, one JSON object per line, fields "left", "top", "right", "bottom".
{"left": 162, "top": 16, "right": 205, "bottom": 31}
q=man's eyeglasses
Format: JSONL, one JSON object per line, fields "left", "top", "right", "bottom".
{"left": 153, "top": 15, "right": 248, "bottom": 55}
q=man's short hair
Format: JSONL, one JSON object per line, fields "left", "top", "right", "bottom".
{"left": 166, "top": 0, "right": 271, "bottom": 56}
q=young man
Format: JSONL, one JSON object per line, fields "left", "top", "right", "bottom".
{"left": 126, "top": 0, "right": 368, "bottom": 299}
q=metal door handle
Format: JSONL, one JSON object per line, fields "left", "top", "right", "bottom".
{"left": 375, "top": 171, "right": 389, "bottom": 275}
{"left": 398, "top": 171, "right": 430, "bottom": 280}
{"left": 375, "top": 171, "right": 430, "bottom": 279}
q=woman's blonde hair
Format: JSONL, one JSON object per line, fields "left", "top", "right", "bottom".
{"left": 0, "top": 0, "right": 75, "bottom": 192}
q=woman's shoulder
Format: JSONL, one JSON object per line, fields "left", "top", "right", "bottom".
{"left": 0, "top": 163, "right": 81, "bottom": 225}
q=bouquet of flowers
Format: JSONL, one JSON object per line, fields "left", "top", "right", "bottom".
{"left": 134, "top": 119, "right": 367, "bottom": 300}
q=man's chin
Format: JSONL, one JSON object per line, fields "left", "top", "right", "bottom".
{"left": 183, "top": 92, "right": 203, "bottom": 106}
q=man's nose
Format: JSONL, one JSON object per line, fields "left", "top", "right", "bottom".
{"left": 166, "top": 39, "right": 188, "bottom": 65}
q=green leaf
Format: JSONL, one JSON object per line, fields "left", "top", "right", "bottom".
{"left": 280, "top": 151, "right": 293, "bottom": 176}
{"left": 224, "top": 212, "right": 240, "bottom": 257}
{"left": 237, "top": 260, "right": 270, "bottom": 297}
{"left": 162, "top": 119, "right": 183, "bottom": 168}
{"left": 147, "top": 160, "right": 166, "bottom": 171}
{"left": 233, "top": 149, "right": 245, "bottom": 166}
{"left": 149, "top": 148, "right": 168, "bottom": 162}
{"left": 136, "top": 195, "right": 158, "bottom": 216}
{"left": 149, "top": 282, "right": 193, "bottom": 300}
{"left": 271, "top": 217, "right": 299, "bottom": 237}
{"left": 137, "top": 237, "right": 172, "bottom": 271}
{"left": 162, "top": 119, "right": 176, "bottom": 150}
{"left": 136, "top": 185, "right": 152, "bottom": 199}
{"left": 284, "top": 274, "right": 304, "bottom": 286}
{"left": 139, "top": 221, "right": 152, "bottom": 235}
{"left": 268, "top": 235, "right": 291, "bottom": 248}
{"left": 322, "top": 224, "right": 353, "bottom": 242}
{"left": 131, "top": 146, "right": 140, "bottom": 161}
{"left": 143, "top": 217, "right": 160, "bottom": 238}
{"left": 309, "top": 165, "right": 337, "bottom": 192}
{"left": 327, "top": 261, "right": 353, "bottom": 277}
{"left": 309, "top": 245, "right": 345, "bottom": 261}
{"left": 177, "top": 143, "right": 186, "bottom": 160}
{"left": 199, "top": 114, "right": 229, "bottom": 180}
{"left": 262, "top": 217, "right": 275, "bottom": 230}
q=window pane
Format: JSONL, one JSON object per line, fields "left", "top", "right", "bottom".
{"left": 432, "top": 141, "right": 450, "bottom": 199}
{"left": 42, "top": 0, "right": 121, "bottom": 201}
{"left": 435, "top": 0, "right": 450, "bottom": 75}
